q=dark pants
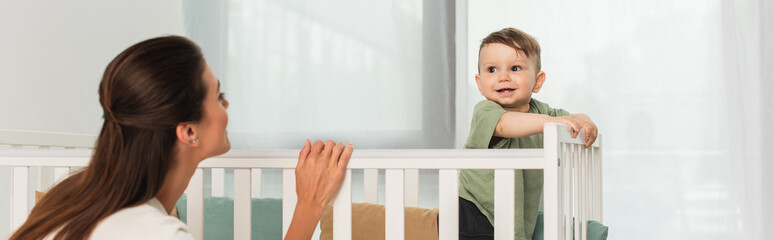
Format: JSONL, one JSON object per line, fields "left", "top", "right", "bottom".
{"left": 458, "top": 197, "right": 494, "bottom": 240}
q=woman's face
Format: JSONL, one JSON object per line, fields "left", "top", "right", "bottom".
{"left": 197, "top": 62, "right": 230, "bottom": 158}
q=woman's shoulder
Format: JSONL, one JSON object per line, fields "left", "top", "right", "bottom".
{"left": 90, "top": 198, "right": 193, "bottom": 240}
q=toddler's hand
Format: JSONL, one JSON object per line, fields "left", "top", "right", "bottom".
{"left": 570, "top": 114, "right": 598, "bottom": 148}
{"left": 555, "top": 116, "right": 581, "bottom": 138}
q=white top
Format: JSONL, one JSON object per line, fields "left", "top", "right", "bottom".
{"left": 46, "top": 198, "right": 194, "bottom": 240}
{"left": 91, "top": 198, "right": 194, "bottom": 239}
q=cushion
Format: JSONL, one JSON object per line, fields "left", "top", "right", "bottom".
{"left": 35, "top": 191, "right": 45, "bottom": 204}
{"left": 586, "top": 220, "right": 609, "bottom": 240}
{"left": 175, "top": 194, "right": 283, "bottom": 240}
{"left": 532, "top": 211, "right": 608, "bottom": 240}
{"left": 319, "top": 203, "right": 439, "bottom": 240}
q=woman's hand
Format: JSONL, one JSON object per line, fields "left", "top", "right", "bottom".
{"left": 285, "top": 139, "right": 353, "bottom": 240}
{"left": 295, "top": 139, "right": 353, "bottom": 209}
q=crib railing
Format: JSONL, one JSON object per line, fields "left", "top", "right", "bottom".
{"left": 544, "top": 124, "right": 603, "bottom": 240}
{"left": 0, "top": 123, "right": 602, "bottom": 240}
{"left": 0, "top": 129, "right": 95, "bottom": 237}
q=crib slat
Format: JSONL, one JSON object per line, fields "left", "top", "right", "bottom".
{"left": 590, "top": 148, "right": 595, "bottom": 221}
{"left": 573, "top": 145, "right": 580, "bottom": 240}
{"left": 54, "top": 167, "right": 69, "bottom": 185}
{"left": 40, "top": 167, "right": 53, "bottom": 191}
{"left": 438, "top": 170, "right": 459, "bottom": 240}
{"left": 576, "top": 147, "right": 584, "bottom": 240}
{"left": 564, "top": 144, "right": 574, "bottom": 240}
{"left": 586, "top": 149, "right": 592, "bottom": 223}
{"left": 557, "top": 144, "right": 566, "bottom": 239}
{"left": 564, "top": 144, "right": 572, "bottom": 240}
{"left": 543, "top": 124, "right": 561, "bottom": 240}
{"left": 28, "top": 166, "right": 39, "bottom": 212}
{"left": 583, "top": 135, "right": 591, "bottom": 239}
{"left": 583, "top": 147, "right": 590, "bottom": 240}
{"left": 251, "top": 168, "right": 262, "bottom": 198}
{"left": 385, "top": 169, "right": 404, "bottom": 240}
{"left": 211, "top": 168, "right": 225, "bottom": 197}
{"left": 3, "top": 165, "right": 10, "bottom": 235}
{"left": 363, "top": 169, "right": 378, "bottom": 204}
{"left": 494, "top": 169, "right": 514, "bottom": 240}
{"left": 35, "top": 147, "right": 50, "bottom": 192}
{"left": 594, "top": 137, "right": 603, "bottom": 221}
{"left": 11, "top": 166, "right": 29, "bottom": 231}
{"left": 572, "top": 145, "right": 583, "bottom": 240}
{"left": 333, "top": 169, "right": 352, "bottom": 240}
{"left": 404, "top": 169, "right": 418, "bottom": 207}
{"left": 187, "top": 169, "right": 204, "bottom": 240}
{"left": 35, "top": 166, "right": 43, "bottom": 192}
{"left": 580, "top": 148, "right": 585, "bottom": 240}
{"left": 282, "top": 169, "right": 296, "bottom": 239}
{"left": 234, "top": 169, "right": 251, "bottom": 240}
{"left": 590, "top": 145, "right": 601, "bottom": 220}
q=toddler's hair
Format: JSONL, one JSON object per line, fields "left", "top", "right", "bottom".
{"left": 479, "top": 27, "right": 542, "bottom": 72}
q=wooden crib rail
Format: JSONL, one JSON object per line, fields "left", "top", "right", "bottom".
{"left": 1, "top": 128, "right": 95, "bottom": 235}
{"left": 0, "top": 123, "right": 602, "bottom": 240}
{"left": 189, "top": 148, "right": 547, "bottom": 240}
{"left": 545, "top": 123, "right": 603, "bottom": 240}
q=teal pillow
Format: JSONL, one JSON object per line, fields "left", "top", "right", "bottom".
{"left": 175, "top": 194, "right": 283, "bottom": 240}
{"left": 532, "top": 211, "right": 608, "bottom": 240}
{"left": 586, "top": 220, "right": 608, "bottom": 240}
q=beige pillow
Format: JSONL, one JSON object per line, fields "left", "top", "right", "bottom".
{"left": 320, "top": 203, "right": 439, "bottom": 240}
{"left": 35, "top": 191, "right": 46, "bottom": 204}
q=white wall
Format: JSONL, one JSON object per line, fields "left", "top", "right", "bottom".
{"left": 0, "top": 0, "right": 184, "bottom": 135}
{"left": 0, "top": 1, "right": 182, "bottom": 237}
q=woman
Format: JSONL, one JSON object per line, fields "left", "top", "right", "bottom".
{"left": 10, "top": 36, "right": 352, "bottom": 240}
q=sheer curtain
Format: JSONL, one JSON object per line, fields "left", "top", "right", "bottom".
{"left": 180, "top": 0, "right": 773, "bottom": 238}
{"left": 181, "top": 0, "right": 455, "bottom": 212}
{"left": 184, "top": 0, "right": 455, "bottom": 150}
{"left": 467, "top": 0, "right": 770, "bottom": 238}
{"left": 762, "top": 1, "right": 773, "bottom": 238}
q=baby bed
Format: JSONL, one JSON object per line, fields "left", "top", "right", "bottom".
{"left": 0, "top": 123, "right": 602, "bottom": 240}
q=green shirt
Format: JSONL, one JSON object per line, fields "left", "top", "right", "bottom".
{"left": 459, "top": 98, "right": 569, "bottom": 240}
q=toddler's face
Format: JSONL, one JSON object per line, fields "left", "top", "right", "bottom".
{"left": 475, "top": 43, "right": 544, "bottom": 112}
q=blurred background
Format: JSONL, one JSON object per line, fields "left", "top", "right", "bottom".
{"left": 1, "top": 0, "right": 771, "bottom": 239}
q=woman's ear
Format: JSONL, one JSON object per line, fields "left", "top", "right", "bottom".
{"left": 532, "top": 71, "right": 546, "bottom": 93}
{"left": 176, "top": 122, "right": 199, "bottom": 146}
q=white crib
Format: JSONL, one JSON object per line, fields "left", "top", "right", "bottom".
{"left": 0, "top": 123, "right": 602, "bottom": 240}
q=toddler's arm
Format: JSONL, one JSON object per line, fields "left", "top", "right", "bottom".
{"left": 494, "top": 112, "right": 598, "bottom": 148}
{"left": 494, "top": 112, "right": 580, "bottom": 139}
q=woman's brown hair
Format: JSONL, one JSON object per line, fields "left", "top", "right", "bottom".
{"left": 10, "top": 36, "right": 207, "bottom": 240}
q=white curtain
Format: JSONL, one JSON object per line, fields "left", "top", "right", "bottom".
{"left": 181, "top": 0, "right": 772, "bottom": 238}
{"left": 181, "top": 0, "right": 455, "bottom": 218}
{"left": 184, "top": 0, "right": 456, "bottom": 149}
{"left": 762, "top": 1, "right": 773, "bottom": 238}
{"left": 467, "top": 0, "right": 771, "bottom": 238}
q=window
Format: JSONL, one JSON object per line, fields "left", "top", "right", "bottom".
{"left": 184, "top": 0, "right": 456, "bottom": 149}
